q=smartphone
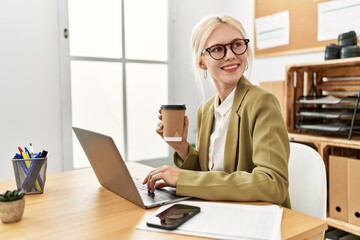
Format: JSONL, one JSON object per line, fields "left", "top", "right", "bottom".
{"left": 146, "top": 204, "right": 201, "bottom": 230}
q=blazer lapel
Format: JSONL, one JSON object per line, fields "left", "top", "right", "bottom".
{"left": 223, "top": 76, "right": 251, "bottom": 173}
{"left": 199, "top": 102, "right": 214, "bottom": 171}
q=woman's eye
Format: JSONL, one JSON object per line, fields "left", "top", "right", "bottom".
{"left": 232, "top": 41, "right": 243, "bottom": 49}
{"left": 211, "top": 46, "right": 224, "bottom": 53}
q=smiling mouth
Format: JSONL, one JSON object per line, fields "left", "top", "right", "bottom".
{"left": 221, "top": 64, "right": 240, "bottom": 70}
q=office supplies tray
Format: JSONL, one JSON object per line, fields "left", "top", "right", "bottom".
{"left": 297, "top": 122, "right": 360, "bottom": 132}
{"left": 297, "top": 108, "right": 360, "bottom": 119}
{"left": 297, "top": 95, "right": 360, "bottom": 105}
{"left": 296, "top": 120, "right": 360, "bottom": 139}
{"left": 295, "top": 94, "right": 360, "bottom": 139}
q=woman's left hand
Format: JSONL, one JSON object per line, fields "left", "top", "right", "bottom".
{"left": 143, "top": 165, "right": 180, "bottom": 193}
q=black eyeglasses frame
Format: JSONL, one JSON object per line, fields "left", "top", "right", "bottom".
{"left": 202, "top": 38, "right": 250, "bottom": 60}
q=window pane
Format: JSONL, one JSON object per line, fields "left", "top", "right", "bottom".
{"left": 68, "top": 0, "right": 122, "bottom": 58}
{"left": 126, "top": 63, "right": 168, "bottom": 161}
{"left": 71, "top": 60, "right": 124, "bottom": 168}
{"left": 124, "top": 0, "right": 167, "bottom": 61}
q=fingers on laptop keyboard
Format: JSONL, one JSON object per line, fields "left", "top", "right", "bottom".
{"left": 148, "top": 191, "right": 155, "bottom": 198}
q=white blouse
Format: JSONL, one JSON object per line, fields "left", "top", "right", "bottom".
{"left": 208, "top": 87, "right": 236, "bottom": 171}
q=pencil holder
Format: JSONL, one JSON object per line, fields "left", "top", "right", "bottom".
{"left": 12, "top": 157, "right": 47, "bottom": 194}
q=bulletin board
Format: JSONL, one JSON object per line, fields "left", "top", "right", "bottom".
{"left": 254, "top": 0, "right": 334, "bottom": 57}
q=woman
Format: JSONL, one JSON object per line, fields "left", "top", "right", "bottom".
{"left": 143, "top": 14, "right": 290, "bottom": 207}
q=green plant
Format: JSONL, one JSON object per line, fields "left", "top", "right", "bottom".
{"left": 0, "top": 189, "right": 25, "bottom": 202}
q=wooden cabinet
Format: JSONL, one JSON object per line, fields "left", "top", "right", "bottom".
{"left": 285, "top": 57, "right": 360, "bottom": 236}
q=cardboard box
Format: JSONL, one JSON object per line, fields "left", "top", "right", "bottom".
{"left": 348, "top": 158, "right": 360, "bottom": 227}
{"left": 259, "top": 81, "right": 285, "bottom": 118}
{"left": 329, "top": 156, "right": 349, "bottom": 221}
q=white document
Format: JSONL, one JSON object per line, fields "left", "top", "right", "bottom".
{"left": 137, "top": 201, "right": 283, "bottom": 240}
{"left": 255, "top": 11, "right": 290, "bottom": 50}
{"left": 318, "top": 0, "right": 360, "bottom": 41}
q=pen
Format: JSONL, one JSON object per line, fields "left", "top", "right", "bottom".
{"left": 24, "top": 147, "right": 32, "bottom": 159}
{"left": 23, "top": 147, "right": 42, "bottom": 192}
{"left": 29, "top": 143, "right": 34, "bottom": 156}
{"left": 18, "top": 146, "right": 24, "bottom": 155}
{"left": 16, "top": 147, "right": 28, "bottom": 173}
{"left": 18, "top": 160, "right": 29, "bottom": 176}
{"left": 21, "top": 159, "right": 43, "bottom": 192}
{"left": 19, "top": 148, "right": 33, "bottom": 188}
{"left": 34, "top": 152, "right": 42, "bottom": 158}
{"left": 14, "top": 153, "right": 23, "bottom": 159}
{"left": 40, "top": 150, "right": 48, "bottom": 158}
{"left": 22, "top": 151, "right": 30, "bottom": 159}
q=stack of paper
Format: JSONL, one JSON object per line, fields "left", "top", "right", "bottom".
{"left": 137, "top": 201, "right": 283, "bottom": 240}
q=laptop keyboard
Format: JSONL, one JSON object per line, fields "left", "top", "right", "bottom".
{"left": 132, "top": 177, "right": 177, "bottom": 203}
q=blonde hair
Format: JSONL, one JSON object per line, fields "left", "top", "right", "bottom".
{"left": 190, "top": 15, "right": 253, "bottom": 101}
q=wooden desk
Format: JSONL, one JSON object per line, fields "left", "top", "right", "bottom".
{"left": 0, "top": 163, "right": 327, "bottom": 239}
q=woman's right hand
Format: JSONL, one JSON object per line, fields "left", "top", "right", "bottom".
{"left": 156, "top": 110, "right": 190, "bottom": 160}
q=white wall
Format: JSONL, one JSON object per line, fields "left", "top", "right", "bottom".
{"left": 0, "top": 0, "right": 326, "bottom": 180}
{"left": 0, "top": 0, "right": 66, "bottom": 180}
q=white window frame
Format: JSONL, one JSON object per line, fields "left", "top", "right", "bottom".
{"left": 58, "top": 0, "right": 175, "bottom": 170}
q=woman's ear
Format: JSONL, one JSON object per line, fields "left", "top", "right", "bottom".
{"left": 199, "top": 62, "right": 207, "bottom": 70}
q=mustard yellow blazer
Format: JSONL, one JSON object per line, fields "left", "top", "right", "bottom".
{"left": 174, "top": 76, "right": 290, "bottom": 208}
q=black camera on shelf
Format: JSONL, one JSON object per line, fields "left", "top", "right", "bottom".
{"left": 325, "top": 31, "right": 359, "bottom": 60}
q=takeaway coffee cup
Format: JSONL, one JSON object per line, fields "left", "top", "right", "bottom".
{"left": 160, "top": 104, "right": 186, "bottom": 142}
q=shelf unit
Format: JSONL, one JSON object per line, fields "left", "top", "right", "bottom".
{"left": 286, "top": 57, "right": 360, "bottom": 139}
{"left": 327, "top": 217, "right": 360, "bottom": 236}
{"left": 285, "top": 57, "right": 360, "bottom": 236}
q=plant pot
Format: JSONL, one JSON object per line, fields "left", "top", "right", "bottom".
{"left": 0, "top": 198, "right": 25, "bottom": 223}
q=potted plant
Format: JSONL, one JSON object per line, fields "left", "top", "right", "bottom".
{"left": 0, "top": 189, "right": 25, "bottom": 223}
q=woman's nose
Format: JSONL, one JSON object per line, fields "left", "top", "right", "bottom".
{"left": 224, "top": 45, "right": 236, "bottom": 60}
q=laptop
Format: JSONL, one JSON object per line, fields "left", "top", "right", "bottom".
{"left": 72, "top": 127, "right": 191, "bottom": 209}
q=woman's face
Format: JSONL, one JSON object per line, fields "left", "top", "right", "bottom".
{"left": 200, "top": 24, "right": 248, "bottom": 90}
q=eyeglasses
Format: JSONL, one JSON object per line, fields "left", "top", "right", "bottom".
{"left": 202, "top": 39, "right": 250, "bottom": 60}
